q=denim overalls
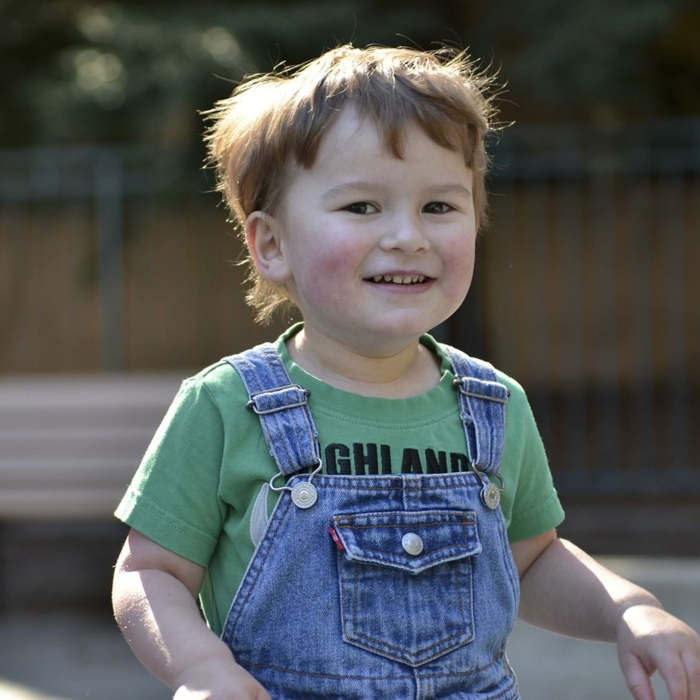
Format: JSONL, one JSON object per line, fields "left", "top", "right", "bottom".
{"left": 222, "top": 343, "right": 520, "bottom": 699}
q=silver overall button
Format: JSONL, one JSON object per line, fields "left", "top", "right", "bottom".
{"left": 401, "top": 532, "right": 424, "bottom": 556}
{"left": 481, "top": 482, "right": 501, "bottom": 510}
{"left": 290, "top": 482, "right": 318, "bottom": 509}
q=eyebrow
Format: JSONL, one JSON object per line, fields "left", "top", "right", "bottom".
{"left": 321, "top": 181, "right": 472, "bottom": 201}
{"left": 321, "top": 181, "right": 382, "bottom": 202}
{"left": 427, "top": 184, "right": 473, "bottom": 197}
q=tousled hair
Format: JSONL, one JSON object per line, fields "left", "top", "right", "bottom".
{"left": 204, "top": 44, "right": 499, "bottom": 323}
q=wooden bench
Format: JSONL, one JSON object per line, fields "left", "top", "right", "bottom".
{"left": 0, "top": 374, "right": 182, "bottom": 520}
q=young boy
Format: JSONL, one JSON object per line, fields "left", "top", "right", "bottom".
{"left": 112, "top": 45, "right": 700, "bottom": 699}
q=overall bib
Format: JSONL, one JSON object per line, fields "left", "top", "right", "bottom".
{"left": 222, "top": 343, "right": 520, "bottom": 699}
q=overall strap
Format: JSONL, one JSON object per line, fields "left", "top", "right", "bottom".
{"left": 224, "top": 343, "right": 321, "bottom": 477}
{"left": 441, "top": 344, "right": 510, "bottom": 476}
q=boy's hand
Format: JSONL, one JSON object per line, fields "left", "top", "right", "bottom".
{"left": 172, "top": 657, "right": 270, "bottom": 700}
{"left": 616, "top": 604, "right": 700, "bottom": 700}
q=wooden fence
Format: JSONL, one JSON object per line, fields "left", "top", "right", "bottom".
{"left": 1, "top": 122, "right": 698, "bottom": 502}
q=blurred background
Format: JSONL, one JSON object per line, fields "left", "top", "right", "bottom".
{"left": 0, "top": 0, "right": 698, "bottom": 698}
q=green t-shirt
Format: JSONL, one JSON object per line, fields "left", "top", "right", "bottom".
{"left": 116, "top": 326, "right": 564, "bottom": 635}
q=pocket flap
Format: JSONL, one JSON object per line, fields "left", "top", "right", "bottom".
{"left": 330, "top": 509, "right": 481, "bottom": 574}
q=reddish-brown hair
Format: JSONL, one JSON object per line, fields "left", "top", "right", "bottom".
{"left": 204, "top": 44, "right": 498, "bottom": 323}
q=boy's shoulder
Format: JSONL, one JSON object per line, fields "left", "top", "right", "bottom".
{"left": 178, "top": 356, "right": 248, "bottom": 407}
{"left": 432, "top": 339, "right": 528, "bottom": 403}
{"left": 491, "top": 366, "right": 527, "bottom": 402}
{"left": 179, "top": 336, "right": 289, "bottom": 404}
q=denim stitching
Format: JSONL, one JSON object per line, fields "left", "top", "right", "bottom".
{"left": 335, "top": 519, "right": 476, "bottom": 529}
{"left": 224, "top": 494, "right": 293, "bottom": 643}
{"left": 347, "top": 559, "right": 473, "bottom": 661}
{"left": 260, "top": 344, "right": 319, "bottom": 474}
{"left": 227, "top": 343, "right": 320, "bottom": 476}
{"left": 237, "top": 653, "right": 509, "bottom": 680}
{"left": 237, "top": 659, "right": 415, "bottom": 680}
{"left": 345, "top": 544, "right": 478, "bottom": 566}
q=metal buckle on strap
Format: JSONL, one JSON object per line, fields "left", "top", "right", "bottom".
{"left": 269, "top": 460, "right": 324, "bottom": 510}
{"left": 247, "top": 385, "right": 310, "bottom": 415}
{"left": 452, "top": 377, "right": 510, "bottom": 403}
{"left": 471, "top": 466, "right": 505, "bottom": 510}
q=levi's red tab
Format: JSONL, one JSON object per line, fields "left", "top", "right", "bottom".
{"left": 328, "top": 525, "right": 345, "bottom": 552}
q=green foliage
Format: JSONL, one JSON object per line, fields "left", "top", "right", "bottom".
{"left": 2, "top": 0, "right": 698, "bottom": 150}
{"left": 1, "top": 0, "right": 462, "bottom": 148}
{"left": 469, "top": 0, "right": 699, "bottom": 123}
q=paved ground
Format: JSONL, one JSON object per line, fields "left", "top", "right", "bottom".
{"left": 0, "top": 557, "right": 698, "bottom": 700}
{"left": 508, "top": 555, "right": 700, "bottom": 699}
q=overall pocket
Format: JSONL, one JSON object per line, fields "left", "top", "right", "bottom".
{"left": 330, "top": 509, "right": 481, "bottom": 667}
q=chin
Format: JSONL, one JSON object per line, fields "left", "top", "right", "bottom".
{"left": 381, "top": 310, "right": 451, "bottom": 334}
{"left": 361, "top": 320, "right": 436, "bottom": 347}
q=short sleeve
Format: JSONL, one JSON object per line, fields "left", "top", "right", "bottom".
{"left": 497, "top": 375, "right": 565, "bottom": 542}
{"left": 115, "top": 376, "right": 227, "bottom": 567}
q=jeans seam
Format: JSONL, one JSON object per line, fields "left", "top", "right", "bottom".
{"left": 237, "top": 659, "right": 414, "bottom": 680}
{"left": 237, "top": 653, "right": 511, "bottom": 681}
{"left": 223, "top": 494, "right": 292, "bottom": 643}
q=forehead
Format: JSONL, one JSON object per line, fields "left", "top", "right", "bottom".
{"left": 317, "top": 108, "right": 383, "bottom": 157}
{"left": 288, "top": 107, "right": 473, "bottom": 189}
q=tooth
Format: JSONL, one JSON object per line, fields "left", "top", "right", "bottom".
{"left": 373, "top": 275, "right": 382, "bottom": 282}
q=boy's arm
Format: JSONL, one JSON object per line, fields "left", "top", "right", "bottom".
{"left": 112, "top": 529, "right": 269, "bottom": 700}
{"left": 512, "top": 532, "right": 700, "bottom": 700}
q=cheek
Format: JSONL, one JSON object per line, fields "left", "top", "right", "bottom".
{"left": 443, "top": 233, "right": 475, "bottom": 278}
{"left": 316, "top": 244, "right": 358, "bottom": 276}
{"left": 292, "top": 237, "right": 364, "bottom": 303}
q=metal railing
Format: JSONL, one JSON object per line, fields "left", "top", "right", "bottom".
{"left": 478, "top": 120, "right": 699, "bottom": 496}
{"left": 1, "top": 120, "right": 698, "bottom": 498}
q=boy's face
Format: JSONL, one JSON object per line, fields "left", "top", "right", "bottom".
{"left": 251, "top": 107, "right": 477, "bottom": 356}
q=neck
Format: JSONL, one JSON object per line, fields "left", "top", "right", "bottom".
{"left": 287, "top": 327, "right": 441, "bottom": 398}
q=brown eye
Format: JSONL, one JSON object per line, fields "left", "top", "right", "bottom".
{"left": 423, "top": 201, "right": 453, "bottom": 214}
{"left": 343, "top": 202, "right": 378, "bottom": 215}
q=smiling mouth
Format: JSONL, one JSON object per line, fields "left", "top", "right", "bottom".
{"left": 366, "top": 274, "right": 431, "bottom": 285}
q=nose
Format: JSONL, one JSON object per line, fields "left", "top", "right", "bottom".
{"left": 378, "top": 213, "right": 431, "bottom": 254}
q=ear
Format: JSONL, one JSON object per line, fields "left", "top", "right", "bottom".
{"left": 245, "top": 211, "right": 291, "bottom": 284}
